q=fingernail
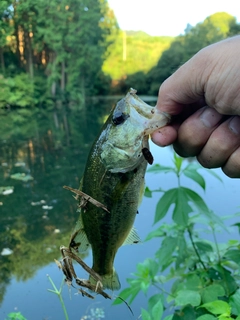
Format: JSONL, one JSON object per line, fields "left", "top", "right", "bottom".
{"left": 229, "top": 116, "right": 240, "bottom": 135}
{"left": 200, "top": 107, "right": 222, "bottom": 128}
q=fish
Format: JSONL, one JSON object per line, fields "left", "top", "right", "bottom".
{"left": 68, "top": 88, "right": 170, "bottom": 291}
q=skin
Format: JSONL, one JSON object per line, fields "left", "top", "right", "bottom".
{"left": 151, "top": 35, "right": 240, "bottom": 178}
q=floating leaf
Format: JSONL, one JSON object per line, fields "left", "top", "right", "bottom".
{"left": 0, "top": 186, "right": 14, "bottom": 195}
{"left": 10, "top": 173, "right": 33, "bottom": 181}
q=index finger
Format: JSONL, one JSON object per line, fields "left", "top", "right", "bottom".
{"left": 156, "top": 50, "right": 208, "bottom": 115}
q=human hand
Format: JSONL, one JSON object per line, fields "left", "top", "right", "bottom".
{"left": 152, "top": 36, "right": 240, "bottom": 178}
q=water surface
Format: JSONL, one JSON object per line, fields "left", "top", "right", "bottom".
{"left": 0, "top": 99, "right": 239, "bottom": 319}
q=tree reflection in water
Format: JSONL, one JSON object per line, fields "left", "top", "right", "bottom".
{"left": 0, "top": 98, "right": 115, "bottom": 306}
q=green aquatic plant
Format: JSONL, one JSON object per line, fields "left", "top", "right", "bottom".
{"left": 114, "top": 154, "right": 240, "bottom": 320}
{"left": 5, "top": 312, "right": 27, "bottom": 320}
{"left": 47, "top": 275, "right": 69, "bottom": 320}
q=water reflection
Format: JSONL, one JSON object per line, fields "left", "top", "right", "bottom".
{"left": 0, "top": 99, "right": 116, "bottom": 306}
{"left": 1, "top": 98, "right": 240, "bottom": 319}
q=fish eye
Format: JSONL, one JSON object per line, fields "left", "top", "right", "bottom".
{"left": 112, "top": 111, "right": 127, "bottom": 125}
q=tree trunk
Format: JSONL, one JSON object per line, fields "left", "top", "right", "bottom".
{"left": 25, "top": 30, "right": 34, "bottom": 79}
{"left": 61, "top": 61, "right": 65, "bottom": 92}
{"left": 0, "top": 47, "right": 5, "bottom": 74}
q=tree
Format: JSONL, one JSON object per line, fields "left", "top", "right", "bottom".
{"left": 146, "top": 12, "right": 240, "bottom": 95}
{"left": 0, "top": 0, "right": 13, "bottom": 74}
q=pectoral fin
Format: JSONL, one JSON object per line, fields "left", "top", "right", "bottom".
{"left": 123, "top": 226, "right": 141, "bottom": 245}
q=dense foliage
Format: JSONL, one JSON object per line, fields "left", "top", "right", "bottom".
{"left": 117, "top": 12, "right": 240, "bottom": 95}
{"left": 102, "top": 31, "right": 173, "bottom": 82}
{"left": 115, "top": 154, "right": 240, "bottom": 320}
{"left": 1, "top": 6, "right": 240, "bottom": 105}
{"left": 0, "top": 0, "right": 118, "bottom": 107}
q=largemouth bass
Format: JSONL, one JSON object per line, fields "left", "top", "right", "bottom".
{"left": 69, "top": 89, "right": 170, "bottom": 291}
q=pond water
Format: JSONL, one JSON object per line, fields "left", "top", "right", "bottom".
{"left": 0, "top": 98, "right": 240, "bottom": 320}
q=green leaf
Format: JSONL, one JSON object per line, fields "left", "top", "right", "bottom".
{"left": 201, "top": 284, "right": 225, "bottom": 303}
{"left": 175, "top": 289, "right": 201, "bottom": 307}
{"left": 182, "top": 187, "right": 209, "bottom": 213}
{"left": 147, "top": 163, "right": 175, "bottom": 174}
{"left": 172, "top": 187, "right": 192, "bottom": 226}
{"left": 173, "top": 153, "right": 183, "bottom": 173}
{"left": 229, "top": 289, "right": 240, "bottom": 315}
{"left": 196, "top": 315, "right": 216, "bottom": 320}
{"left": 152, "top": 300, "right": 163, "bottom": 319}
{"left": 194, "top": 241, "right": 214, "bottom": 253}
{"left": 141, "top": 308, "right": 152, "bottom": 320}
{"left": 227, "top": 239, "right": 239, "bottom": 246}
{"left": 112, "top": 285, "right": 140, "bottom": 305}
{"left": 199, "top": 300, "right": 231, "bottom": 315}
{"left": 218, "top": 267, "right": 238, "bottom": 295}
{"left": 145, "top": 227, "right": 165, "bottom": 241}
{"left": 5, "top": 313, "right": 27, "bottom": 320}
{"left": 163, "top": 316, "right": 173, "bottom": 320}
{"left": 154, "top": 188, "right": 178, "bottom": 224}
{"left": 156, "top": 236, "right": 178, "bottom": 270}
{"left": 218, "top": 315, "right": 233, "bottom": 320}
{"left": 148, "top": 293, "right": 163, "bottom": 310}
{"left": 183, "top": 164, "right": 206, "bottom": 190}
{"left": 173, "top": 304, "right": 196, "bottom": 319}
{"left": 224, "top": 249, "right": 240, "bottom": 264}
{"left": 184, "top": 274, "right": 202, "bottom": 291}
{"left": 144, "top": 186, "right": 152, "bottom": 198}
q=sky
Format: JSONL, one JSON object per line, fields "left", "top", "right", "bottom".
{"left": 107, "top": 0, "right": 240, "bottom": 37}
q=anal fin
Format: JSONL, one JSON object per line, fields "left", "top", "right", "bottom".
{"left": 70, "top": 215, "right": 91, "bottom": 253}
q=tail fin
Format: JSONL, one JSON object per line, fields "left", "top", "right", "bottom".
{"left": 90, "top": 268, "right": 121, "bottom": 291}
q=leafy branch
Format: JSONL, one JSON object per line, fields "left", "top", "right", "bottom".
{"left": 115, "top": 154, "right": 240, "bottom": 320}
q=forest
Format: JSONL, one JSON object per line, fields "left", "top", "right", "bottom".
{"left": 0, "top": 1, "right": 240, "bottom": 108}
